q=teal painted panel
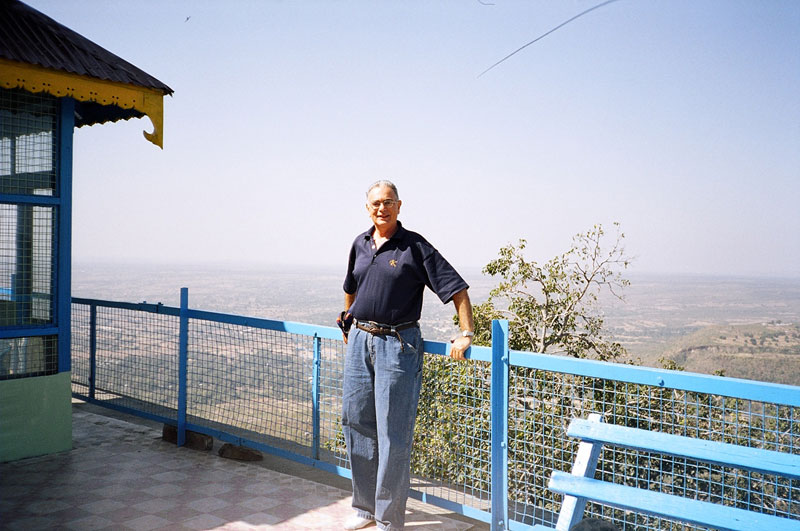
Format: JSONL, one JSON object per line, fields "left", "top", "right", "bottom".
{"left": 0, "top": 372, "right": 72, "bottom": 462}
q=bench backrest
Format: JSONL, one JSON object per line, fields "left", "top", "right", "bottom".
{"left": 566, "top": 417, "right": 800, "bottom": 480}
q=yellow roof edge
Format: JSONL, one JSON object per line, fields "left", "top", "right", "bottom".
{"left": 0, "top": 58, "right": 167, "bottom": 148}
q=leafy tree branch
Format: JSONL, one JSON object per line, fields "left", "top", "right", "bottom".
{"left": 465, "top": 222, "right": 630, "bottom": 361}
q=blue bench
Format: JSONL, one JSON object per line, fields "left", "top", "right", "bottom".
{"left": 548, "top": 413, "right": 800, "bottom": 531}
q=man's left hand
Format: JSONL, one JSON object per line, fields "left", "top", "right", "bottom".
{"left": 450, "top": 335, "right": 471, "bottom": 361}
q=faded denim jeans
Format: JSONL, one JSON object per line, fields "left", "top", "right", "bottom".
{"left": 341, "top": 325, "right": 425, "bottom": 531}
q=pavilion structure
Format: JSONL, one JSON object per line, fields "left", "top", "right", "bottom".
{"left": 0, "top": 0, "right": 172, "bottom": 461}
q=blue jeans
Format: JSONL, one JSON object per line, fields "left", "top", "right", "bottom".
{"left": 341, "top": 325, "right": 425, "bottom": 531}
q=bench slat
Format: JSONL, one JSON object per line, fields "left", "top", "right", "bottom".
{"left": 549, "top": 471, "right": 798, "bottom": 531}
{"left": 555, "top": 414, "right": 606, "bottom": 530}
{"left": 567, "top": 419, "right": 800, "bottom": 480}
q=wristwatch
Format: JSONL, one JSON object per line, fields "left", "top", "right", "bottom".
{"left": 461, "top": 330, "right": 474, "bottom": 338}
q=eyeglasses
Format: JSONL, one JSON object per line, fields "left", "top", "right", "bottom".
{"left": 368, "top": 199, "right": 398, "bottom": 210}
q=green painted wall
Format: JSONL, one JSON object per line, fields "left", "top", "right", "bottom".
{"left": 0, "top": 372, "right": 72, "bottom": 462}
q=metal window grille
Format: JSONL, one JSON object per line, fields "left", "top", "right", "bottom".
{"left": 0, "top": 203, "right": 55, "bottom": 325}
{"left": 0, "top": 335, "right": 57, "bottom": 379}
{"left": 0, "top": 88, "right": 57, "bottom": 194}
{"left": 0, "top": 88, "right": 58, "bottom": 380}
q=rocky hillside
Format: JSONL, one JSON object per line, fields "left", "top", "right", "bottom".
{"left": 645, "top": 322, "right": 800, "bottom": 385}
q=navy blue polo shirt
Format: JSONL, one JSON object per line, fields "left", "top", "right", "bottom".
{"left": 343, "top": 222, "right": 468, "bottom": 325}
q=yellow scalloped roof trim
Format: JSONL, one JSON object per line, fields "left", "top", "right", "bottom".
{"left": 0, "top": 58, "right": 167, "bottom": 148}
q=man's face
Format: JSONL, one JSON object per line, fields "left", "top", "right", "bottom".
{"left": 366, "top": 185, "right": 401, "bottom": 230}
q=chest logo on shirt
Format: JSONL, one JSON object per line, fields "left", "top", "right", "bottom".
{"left": 389, "top": 259, "right": 397, "bottom": 267}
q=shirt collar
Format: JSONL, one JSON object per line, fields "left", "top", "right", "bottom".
{"left": 367, "top": 220, "right": 406, "bottom": 241}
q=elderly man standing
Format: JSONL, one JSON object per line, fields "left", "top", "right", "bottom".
{"left": 338, "top": 180, "right": 474, "bottom": 530}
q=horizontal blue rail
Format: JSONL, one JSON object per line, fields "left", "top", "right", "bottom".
{"left": 509, "top": 349, "right": 800, "bottom": 407}
{"left": 72, "top": 297, "right": 179, "bottom": 316}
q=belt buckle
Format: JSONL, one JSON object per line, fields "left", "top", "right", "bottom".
{"left": 358, "top": 321, "right": 381, "bottom": 334}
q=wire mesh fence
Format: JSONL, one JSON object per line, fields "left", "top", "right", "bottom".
{"left": 70, "top": 302, "right": 90, "bottom": 392}
{"left": 70, "top": 298, "right": 800, "bottom": 530}
{"left": 95, "top": 306, "right": 180, "bottom": 417}
{"left": 505, "top": 368, "right": 800, "bottom": 530}
{"left": 413, "top": 355, "right": 493, "bottom": 512}
{"left": 186, "top": 319, "right": 314, "bottom": 454}
{"left": 71, "top": 302, "right": 179, "bottom": 419}
{"left": 318, "top": 336, "right": 348, "bottom": 469}
{"left": 70, "top": 300, "right": 349, "bottom": 465}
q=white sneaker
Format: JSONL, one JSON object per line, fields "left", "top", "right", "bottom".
{"left": 343, "top": 513, "right": 375, "bottom": 530}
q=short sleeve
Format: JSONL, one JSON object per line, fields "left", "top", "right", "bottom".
{"left": 343, "top": 243, "right": 358, "bottom": 294}
{"left": 421, "top": 246, "right": 468, "bottom": 304}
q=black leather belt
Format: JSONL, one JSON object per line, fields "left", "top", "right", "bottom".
{"left": 354, "top": 319, "right": 418, "bottom": 350}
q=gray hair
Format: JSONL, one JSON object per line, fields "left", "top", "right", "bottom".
{"left": 366, "top": 180, "right": 399, "bottom": 200}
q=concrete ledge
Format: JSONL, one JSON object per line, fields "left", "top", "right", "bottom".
{"left": 218, "top": 443, "right": 263, "bottom": 461}
{"left": 161, "top": 424, "right": 213, "bottom": 451}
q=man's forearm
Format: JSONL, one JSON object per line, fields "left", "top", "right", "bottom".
{"left": 345, "top": 292, "right": 356, "bottom": 312}
{"left": 449, "top": 289, "right": 473, "bottom": 361}
{"left": 452, "top": 289, "right": 474, "bottom": 332}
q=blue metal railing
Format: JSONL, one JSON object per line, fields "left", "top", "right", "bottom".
{"left": 70, "top": 290, "right": 800, "bottom": 531}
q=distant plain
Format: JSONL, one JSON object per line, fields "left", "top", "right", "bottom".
{"left": 73, "top": 264, "right": 800, "bottom": 385}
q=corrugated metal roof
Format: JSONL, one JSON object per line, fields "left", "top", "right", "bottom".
{"left": 0, "top": 0, "right": 173, "bottom": 95}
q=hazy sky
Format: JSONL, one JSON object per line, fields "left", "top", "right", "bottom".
{"left": 25, "top": 1, "right": 800, "bottom": 277}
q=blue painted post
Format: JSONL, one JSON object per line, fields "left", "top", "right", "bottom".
{"left": 491, "top": 319, "right": 510, "bottom": 530}
{"left": 178, "top": 287, "right": 189, "bottom": 447}
{"left": 57, "top": 97, "right": 74, "bottom": 373}
{"left": 311, "top": 334, "right": 321, "bottom": 460}
{"left": 89, "top": 303, "right": 97, "bottom": 399}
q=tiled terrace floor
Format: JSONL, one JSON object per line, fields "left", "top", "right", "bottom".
{"left": 0, "top": 403, "right": 484, "bottom": 530}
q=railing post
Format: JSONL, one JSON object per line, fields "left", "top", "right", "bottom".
{"left": 311, "top": 334, "right": 321, "bottom": 460}
{"left": 491, "top": 319, "right": 509, "bottom": 531}
{"left": 89, "top": 303, "right": 97, "bottom": 399}
{"left": 178, "top": 287, "right": 189, "bottom": 447}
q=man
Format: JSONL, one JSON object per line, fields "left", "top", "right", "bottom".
{"left": 339, "top": 180, "right": 474, "bottom": 530}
